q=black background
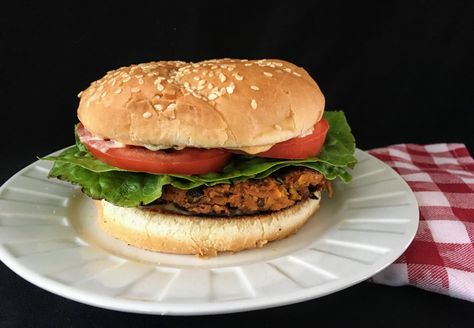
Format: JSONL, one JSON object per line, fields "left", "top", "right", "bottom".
{"left": 1, "top": 1, "right": 473, "bottom": 327}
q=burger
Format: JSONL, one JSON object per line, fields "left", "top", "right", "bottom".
{"left": 45, "top": 59, "right": 356, "bottom": 256}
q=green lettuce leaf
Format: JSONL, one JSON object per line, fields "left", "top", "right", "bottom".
{"left": 50, "top": 161, "right": 171, "bottom": 207}
{"left": 44, "top": 111, "right": 356, "bottom": 207}
{"left": 320, "top": 111, "right": 357, "bottom": 167}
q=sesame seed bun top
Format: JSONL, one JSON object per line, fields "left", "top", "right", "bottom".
{"left": 77, "top": 59, "right": 325, "bottom": 153}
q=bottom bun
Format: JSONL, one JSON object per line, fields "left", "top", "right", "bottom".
{"left": 96, "top": 194, "right": 321, "bottom": 256}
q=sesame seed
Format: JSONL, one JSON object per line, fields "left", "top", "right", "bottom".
{"left": 154, "top": 104, "right": 163, "bottom": 111}
{"left": 208, "top": 82, "right": 213, "bottom": 89}
{"left": 234, "top": 73, "right": 243, "bottom": 81}
{"left": 211, "top": 65, "right": 218, "bottom": 69}
{"left": 274, "top": 62, "right": 283, "bottom": 67}
{"left": 143, "top": 112, "right": 152, "bottom": 118}
{"left": 208, "top": 72, "right": 214, "bottom": 77}
{"left": 250, "top": 85, "right": 259, "bottom": 91}
{"left": 156, "top": 84, "right": 164, "bottom": 91}
{"left": 227, "top": 67, "right": 234, "bottom": 71}
{"left": 114, "top": 88, "right": 122, "bottom": 94}
{"left": 167, "top": 103, "right": 177, "bottom": 110}
{"left": 284, "top": 68, "right": 292, "bottom": 73}
{"left": 219, "top": 73, "right": 226, "bottom": 83}
{"left": 123, "top": 76, "right": 131, "bottom": 82}
{"left": 135, "top": 74, "right": 144, "bottom": 78}
{"left": 131, "top": 87, "right": 140, "bottom": 93}
{"left": 192, "top": 92, "right": 202, "bottom": 99}
{"left": 208, "top": 93, "right": 218, "bottom": 100}
{"left": 274, "top": 124, "right": 282, "bottom": 130}
{"left": 197, "top": 84, "right": 206, "bottom": 91}
{"left": 292, "top": 71, "right": 302, "bottom": 77}
{"left": 193, "top": 76, "right": 200, "bottom": 81}
{"left": 138, "top": 78, "right": 144, "bottom": 85}
{"left": 244, "top": 63, "right": 253, "bottom": 67}
{"left": 192, "top": 69, "right": 199, "bottom": 73}
{"left": 220, "top": 87, "right": 226, "bottom": 95}
{"left": 198, "top": 79, "right": 206, "bottom": 86}
{"left": 77, "top": 91, "right": 83, "bottom": 98}
{"left": 251, "top": 99, "right": 257, "bottom": 109}
{"left": 226, "top": 82, "right": 235, "bottom": 94}
{"left": 240, "top": 59, "right": 248, "bottom": 62}
{"left": 263, "top": 72, "right": 273, "bottom": 77}
{"left": 184, "top": 82, "right": 190, "bottom": 88}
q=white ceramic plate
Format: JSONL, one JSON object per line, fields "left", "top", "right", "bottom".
{"left": 0, "top": 149, "right": 418, "bottom": 315}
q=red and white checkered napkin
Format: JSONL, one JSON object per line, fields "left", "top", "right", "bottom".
{"left": 367, "top": 144, "right": 474, "bottom": 302}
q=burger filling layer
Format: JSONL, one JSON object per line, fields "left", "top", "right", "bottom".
{"left": 147, "top": 168, "right": 332, "bottom": 216}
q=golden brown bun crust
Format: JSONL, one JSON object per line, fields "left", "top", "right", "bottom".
{"left": 78, "top": 59, "right": 325, "bottom": 150}
{"left": 96, "top": 195, "right": 321, "bottom": 256}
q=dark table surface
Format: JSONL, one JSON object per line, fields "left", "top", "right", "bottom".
{"left": 1, "top": 1, "right": 473, "bottom": 327}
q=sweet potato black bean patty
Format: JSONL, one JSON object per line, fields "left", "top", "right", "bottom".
{"left": 154, "top": 168, "right": 332, "bottom": 216}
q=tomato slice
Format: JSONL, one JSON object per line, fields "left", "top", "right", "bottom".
{"left": 77, "top": 124, "right": 231, "bottom": 175}
{"left": 256, "top": 118, "right": 329, "bottom": 159}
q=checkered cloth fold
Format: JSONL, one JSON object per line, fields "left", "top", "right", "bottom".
{"left": 368, "top": 144, "right": 474, "bottom": 302}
